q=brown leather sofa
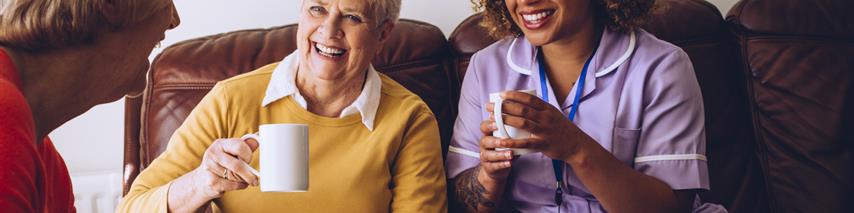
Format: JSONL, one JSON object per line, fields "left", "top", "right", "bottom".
{"left": 123, "top": 0, "right": 853, "bottom": 212}
{"left": 726, "top": 0, "right": 854, "bottom": 212}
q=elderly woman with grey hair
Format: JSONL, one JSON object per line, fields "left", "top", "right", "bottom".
{"left": 118, "top": 0, "right": 447, "bottom": 212}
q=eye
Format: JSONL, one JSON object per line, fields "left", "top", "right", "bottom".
{"left": 344, "top": 14, "right": 363, "bottom": 23}
{"left": 309, "top": 6, "right": 326, "bottom": 16}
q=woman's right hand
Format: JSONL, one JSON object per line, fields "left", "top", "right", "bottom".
{"left": 168, "top": 138, "right": 260, "bottom": 212}
{"left": 478, "top": 119, "right": 514, "bottom": 182}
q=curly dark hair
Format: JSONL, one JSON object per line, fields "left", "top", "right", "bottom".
{"left": 471, "top": 0, "right": 658, "bottom": 39}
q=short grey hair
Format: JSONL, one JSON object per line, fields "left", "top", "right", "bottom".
{"left": 299, "top": 0, "right": 401, "bottom": 26}
{"left": 371, "top": 0, "right": 401, "bottom": 25}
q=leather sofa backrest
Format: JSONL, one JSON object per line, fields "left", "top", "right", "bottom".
{"left": 727, "top": 0, "right": 854, "bottom": 212}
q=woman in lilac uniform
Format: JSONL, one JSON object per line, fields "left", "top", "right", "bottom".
{"left": 446, "top": 0, "right": 726, "bottom": 212}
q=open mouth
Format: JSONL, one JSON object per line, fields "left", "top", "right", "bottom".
{"left": 520, "top": 10, "right": 555, "bottom": 30}
{"left": 314, "top": 42, "right": 347, "bottom": 58}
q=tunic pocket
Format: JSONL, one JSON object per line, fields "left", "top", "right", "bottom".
{"left": 612, "top": 127, "right": 641, "bottom": 166}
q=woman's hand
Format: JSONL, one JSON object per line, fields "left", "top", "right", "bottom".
{"left": 478, "top": 120, "right": 515, "bottom": 182}
{"left": 168, "top": 138, "right": 260, "bottom": 212}
{"left": 485, "top": 91, "right": 585, "bottom": 162}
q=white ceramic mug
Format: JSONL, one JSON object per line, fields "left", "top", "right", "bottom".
{"left": 241, "top": 124, "right": 309, "bottom": 192}
{"left": 490, "top": 89, "right": 537, "bottom": 155}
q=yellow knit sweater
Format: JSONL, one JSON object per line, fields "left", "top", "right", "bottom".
{"left": 118, "top": 63, "right": 447, "bottom": 212}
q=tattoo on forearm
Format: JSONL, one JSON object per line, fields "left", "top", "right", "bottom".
{"left": 454, "top": 166, "right": 497, "bottom": 211}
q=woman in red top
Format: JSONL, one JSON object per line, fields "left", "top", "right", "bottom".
{"left": 0, "top": 1, "right": 180, "bottom": 212}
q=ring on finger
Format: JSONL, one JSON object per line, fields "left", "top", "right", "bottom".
{"left": 221, "top": 168, "right": 230, "bottom": 180}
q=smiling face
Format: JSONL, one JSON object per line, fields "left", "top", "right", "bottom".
{"left": 296, "top": 0, "right": 393, "bottom": 82}
{"left": 505, "top": 0, "right": 594, "bottom": 46}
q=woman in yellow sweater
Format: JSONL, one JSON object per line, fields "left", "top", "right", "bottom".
{"left": 118, "top": 0, "right": 447, "bottom": 212}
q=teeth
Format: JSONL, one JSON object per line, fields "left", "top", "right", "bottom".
{"left": 523, "top": 11, "right": 552, "bottom": 22}
{"left": 315, "top": 43, "right": 345, "bottom": 55}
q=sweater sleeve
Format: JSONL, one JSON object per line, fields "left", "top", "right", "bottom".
{"left": 389, "top": 106, "right": 448, "bottom": 212}
{"left": 118, "top": 83, "right": 233, "bottom": 212}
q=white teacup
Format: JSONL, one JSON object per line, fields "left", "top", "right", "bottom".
{"left": 241, "top": 124, "right": 309, "bottom": 192}
{"left": 490, "top": 89, "right": 537, "bottom": 156}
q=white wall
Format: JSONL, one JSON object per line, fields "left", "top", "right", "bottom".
{"left": 50, "top": 0, "right": 740, "bottom": 211}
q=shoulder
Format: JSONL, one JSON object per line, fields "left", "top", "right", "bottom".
{"left": 631, "top": 29, "right": 692, "bottom": 69}
{"left": 627, "top": 30, "right": 701, "bottom": 101}
{"left": 0, "top": 82, "right": 41, "bottom": 211}
{"left": 377, "top": 73, "right": 434, "bottom": 118}
{"left": 204, "top": 63, "right": 278, "bottom": 103}
{"left": 470, "top": 38, "right": 516, "bottom": 64}
{"left": 217, "top": 63, "right": 277, "bottom": 89}
{"left": 0, "top": 79, "right": 35, "bottom": 140}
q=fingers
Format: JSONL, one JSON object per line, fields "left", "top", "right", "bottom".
{"left": 206, "top": 139, "right": 259, "bottom": 186}
{"left": 479, "top": 136, "right": 505, "bottom": 150}
{"left": 500, "top": 114, "right": 542, "bottom": 133}
{"left": 198, "top": 162, "right": 249, "bottom": 198}
{"left": 501, "top": 91, "right": 548, "bottom": 110}
{"left": 486, "top": 100, "right": 543, "bottom": 133}
{"left": 217, "top": 138, "right": 254, "bottom": 163}
{"left": 481, "top": 161, "right": 512, "bottom": 172}
{"left": 479, "top": 120, "right": 497, "bottom": 136}
{"left": 501, "top": 138, "right": 542, "bottom": 149}
{"left": 212, "top": 153, "right": 259, "bottom": 186}
{"left": 215, "top": 180, "right": 250, "bottom": 192}
{"left": 204, "top": 172, "right": 249, "bottom": 195}
{"left": 480, "top": 149, "right": 513, "bottom": 162}
{"left": 243, "top": 138, "right": 259, "bottom": 152}
{"left": 480, "top": 135, "right": 543, "bottom": 150}
{"left": 496, "top": 101, "right": 536, "bottom": 118}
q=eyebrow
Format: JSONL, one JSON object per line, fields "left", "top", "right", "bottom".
{"left": 340, "top": 7, "right": 367, "bottom": 17}
{"left": 308, "top": 0, "right": 327, "bottom": 6}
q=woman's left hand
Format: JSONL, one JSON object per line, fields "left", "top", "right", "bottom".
{"left": 486, "top": 91, "right": 586, "bottom": 161}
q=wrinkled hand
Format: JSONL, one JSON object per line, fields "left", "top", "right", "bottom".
{"left": 190, "top": 138, "right": 260, "bottom": 200}
{"left": 485, "top": 91, "right": 584, "bottom": 161}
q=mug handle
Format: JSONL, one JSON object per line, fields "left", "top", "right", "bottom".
{"left": 493, "top": 98, "right": 510, "bottom": 139}
{"left": 240, "top": 133, "right": 260, "bottom": 143}
{"left": 239, "top": 133, "right": 262, "bottom": 177}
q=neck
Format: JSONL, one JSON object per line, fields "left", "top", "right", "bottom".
{"left": 540, "top": 21, "right": 601, "bottom": 74}
{"left": 2, "top": 46, "right": 102, "bottom": 141}
{"left": 296, "top": 67, "right": 366, "bottom": 117}
{"left": 539, "top": 18, "right": 601, "bottom": 104}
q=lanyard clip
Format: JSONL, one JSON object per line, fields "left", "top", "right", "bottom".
{"left": 554, "top": 182, "right": 563, "bottom": 206}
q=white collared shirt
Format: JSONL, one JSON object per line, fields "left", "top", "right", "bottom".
{"left": 261, "top": 52, "right": 382, "bottom": 131}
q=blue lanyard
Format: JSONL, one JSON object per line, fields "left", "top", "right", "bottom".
{"left": 536, "top": 46, "right": 596, "bottom": 206}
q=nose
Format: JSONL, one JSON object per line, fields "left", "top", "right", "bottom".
{"left": 318, "top": 16, "right": 343, "bottom": 39}
{"left": 168, "top": 3, "right": 181, "bottom": 29}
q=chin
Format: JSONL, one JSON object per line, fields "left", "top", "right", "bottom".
{"left": 523, "top": 33, "right": 553, "bottom": 46}
{"left": 120, "top": 63, "right": 150, "bottom": 98}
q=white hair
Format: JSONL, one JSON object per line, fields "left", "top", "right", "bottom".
{"left": 300, "top": 0, "right": 401, "bottom": 25}
{"left": 372, "top": 0, "right": 401, "bottom": 25}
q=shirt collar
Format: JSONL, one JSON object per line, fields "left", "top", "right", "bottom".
{"left": 505, "top": 28, "right": 637, "bottom": 78}
{"left": 262, "top": 52, "right": 382, "bottom": 131}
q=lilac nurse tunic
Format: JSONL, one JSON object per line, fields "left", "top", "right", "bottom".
{"left": 446, "top": 28, "right": 726, "bottom": 213}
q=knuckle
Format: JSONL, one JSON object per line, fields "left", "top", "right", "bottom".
{"left": 225, "top": 160, "right": 241, "bottom": 170}
{"left": 212, "top": 138, "right": 227, "bottom": 146}
{"left": 521, "top": 120, "right": 533, "bottom": 129}
{"left": 527, "top": 95, "right": 537, "bottom": 103}
{"left": 520, "top": 106, "right": 530, "bottom": 115}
